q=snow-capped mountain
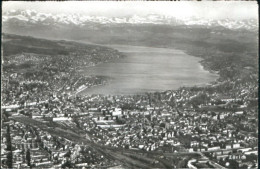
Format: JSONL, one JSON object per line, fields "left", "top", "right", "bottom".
{"left": 2, "top": 9, "right": 258, "bottom": 31}
{"left": 181, "top": 17, "right": 258, "bottom": 31}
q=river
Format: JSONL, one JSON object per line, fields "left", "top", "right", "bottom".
{"left": 80, "top": 45, "right": 218, "bottom": 95}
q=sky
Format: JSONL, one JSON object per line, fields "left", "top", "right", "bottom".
{"left": 2, "top": 1, "right": 258, "bottom": 20}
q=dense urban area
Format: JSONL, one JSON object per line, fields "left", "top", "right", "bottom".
{"left": 1, "top": 33, "right": 258, "bottom": 168}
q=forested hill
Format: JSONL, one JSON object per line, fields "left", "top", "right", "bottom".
{"left": 2, "top": 33, "right": 123, "bottom": 62}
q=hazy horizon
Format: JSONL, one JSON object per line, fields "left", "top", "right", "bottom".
{"left": 3, "top": 1, "right": 258, "bottom": 20}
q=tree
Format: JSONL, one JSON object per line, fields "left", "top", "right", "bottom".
{"left": 61, "top": 161, "right": 73, "bottom": 168}
{"left": 6, "top": 151, "right": 12, "bottom": 168}
{"left": 64, "top": 150, "right": 71, "bottom": 158}
{"left": 160, "top": 123, "right": 166, "bottom": 128}
{"left": 190, "top": 92, "right": 209, "bottom": 107}
{"left": 6, "top": 125, "right": 12, "bottom": 151}
{"left": 26, "top": 149, "right": 31, "bottom": 167}
{"left": 39, "top": 142, "right": 44, "bottom": 149}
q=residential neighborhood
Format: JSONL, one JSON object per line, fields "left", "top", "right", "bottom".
{"left": 2, "top": 74, "right": 258, "bottom": 168}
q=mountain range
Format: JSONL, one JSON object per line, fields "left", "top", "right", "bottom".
{"left": 2, "top": 9, "right": 258, "bottom": 31}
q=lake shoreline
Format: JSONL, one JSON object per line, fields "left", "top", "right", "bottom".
{"left": 77, "top": 41, "right": 220, "bottom": 77}
{"left": 78, "top": 44, "right": 218, "bottom": 96}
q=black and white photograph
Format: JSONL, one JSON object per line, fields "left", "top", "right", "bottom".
{"left": 1, "top": 1, "right": 258, "bottom": 168}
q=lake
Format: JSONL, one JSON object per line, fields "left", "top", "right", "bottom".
{"left": 80, "top": 45, "right": 218, "bottom": 95}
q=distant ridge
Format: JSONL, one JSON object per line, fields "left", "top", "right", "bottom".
{"left": 2, "top": 9, "right": 258, "bottom": 31}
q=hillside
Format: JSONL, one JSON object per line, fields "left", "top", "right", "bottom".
{"left": 1, "top": 33, "right": 124, "bottom": 105}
